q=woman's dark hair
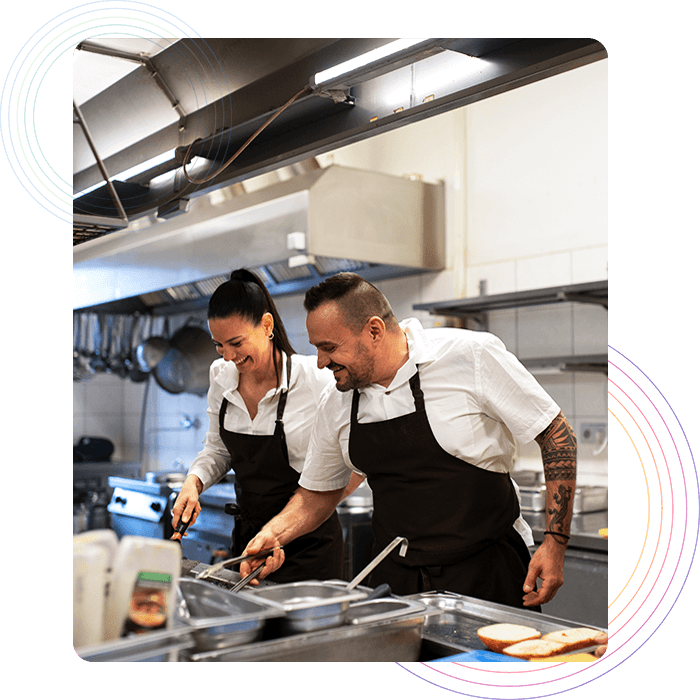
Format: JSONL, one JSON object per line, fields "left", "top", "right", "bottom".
{"left": 303, "top": 272, "right": 398, "bottom": 333}
{"left": 208, "top": 269, "right": 296, "bottom": 360}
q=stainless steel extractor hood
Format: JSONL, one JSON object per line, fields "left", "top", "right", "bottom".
{"left": 73, "top": 164, "right": 444, "bottom": 313}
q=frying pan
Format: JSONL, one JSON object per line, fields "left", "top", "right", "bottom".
{"left": 153, "top": 319, "right": 219, "bottom": 396}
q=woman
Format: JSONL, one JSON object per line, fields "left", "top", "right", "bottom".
{"left": 170, "top": 268, "right": 344, "bottom": 582}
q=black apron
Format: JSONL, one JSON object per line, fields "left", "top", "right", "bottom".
{"left": 348, "top": 368, "right": 537, "bottom": 608}
{"left": 219, "top": 356, "right": 344, "bottom": 583}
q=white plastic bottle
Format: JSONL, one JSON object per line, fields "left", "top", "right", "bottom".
{"left": 73, "top": 529, "right": 119, "bottom": 648}
{"left": 103, "top": 536, "right": 181, "bottom": 641}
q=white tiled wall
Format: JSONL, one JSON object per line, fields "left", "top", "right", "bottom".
{"left": 74, "top": 59, "right": 608, "bottom": 486}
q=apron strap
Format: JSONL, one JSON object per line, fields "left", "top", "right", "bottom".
{"left": 219, "top": 353, "right": 293, "bottom": 434}
{"left": 274, "top": 353, "right": 293, "bottom": 436}
{"left": 351, "top": 368, "right": 424, "bottom": 423}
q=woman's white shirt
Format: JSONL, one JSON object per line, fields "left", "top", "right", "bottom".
{"left": 188, "top": 352, "right": 334, "bottom": 491}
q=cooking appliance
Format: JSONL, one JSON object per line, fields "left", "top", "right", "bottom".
{"left": 107, "top": 475, "right": 235, "bottom": 559}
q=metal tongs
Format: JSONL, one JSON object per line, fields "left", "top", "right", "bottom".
{"left": 195, "top": 547, "right": 283, "bottom": 581}
{"left": 229, "top": 563, "right": 265, "bottom": 593}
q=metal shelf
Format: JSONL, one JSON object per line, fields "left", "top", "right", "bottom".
{"left": 413, "top": 280, "right": 607, "bottom": 321}
{"left": 412, "top": 281, "right": 608, "bottom": 373}
{"left": 521, "top": 354, "right": 608, "bottom": 375}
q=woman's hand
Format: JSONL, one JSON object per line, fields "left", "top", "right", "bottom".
{"left": 170, "top": 474, "right": 203, "bottom": 540}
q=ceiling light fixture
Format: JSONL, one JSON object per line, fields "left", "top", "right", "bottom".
{"left": 312, "top": 38, "right": 442, "bottom": 89}
{"left": 73, "top": 149, "right": 175, "bottom": 199}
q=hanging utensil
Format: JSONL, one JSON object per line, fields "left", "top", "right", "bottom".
{"left": 89, "top": 314, "right": 107, "bottom": 373}
{"left": 128, "top": 314, "right": 150, "bottom": 383}
{"left": 136, "top": 316, "right": 170, "bottom": 370}
{"left": 153, "top": 318, "right": 219, "bottom": 396}
{"left": 112, "top": 316, "right": 130, "bottom": 378}
{"left": 74, "top": 313, "right": 92, "bottom": 381}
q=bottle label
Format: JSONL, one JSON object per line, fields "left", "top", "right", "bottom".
{"left": 122, "top": 571, "right": 171, "bottom": 636}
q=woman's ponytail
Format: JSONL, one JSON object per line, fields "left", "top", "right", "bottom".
{"left": 208, "top": 268, "right": 296, "bottom": 359}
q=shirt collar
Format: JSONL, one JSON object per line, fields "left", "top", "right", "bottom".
{"left": 364, "top": 318, "right": 435, "bottom": 393}
{"left": 400, "top": 317, "right": 438, "bottom": 366}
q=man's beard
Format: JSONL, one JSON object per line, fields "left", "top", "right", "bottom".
{"left": 329, "top": 343, "right": 374, "bottom": 392}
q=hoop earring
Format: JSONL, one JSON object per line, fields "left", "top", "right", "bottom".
{"left": 269, "top": 331, "right": 275, "bottom": 340}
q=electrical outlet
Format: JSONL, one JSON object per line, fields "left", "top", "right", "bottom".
{"left": 580, "top": 423, "right": 607, "bottom": 444}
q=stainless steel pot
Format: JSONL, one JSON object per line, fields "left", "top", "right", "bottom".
{"left": 153, "top": 321, "right": 219, "bottom": 396}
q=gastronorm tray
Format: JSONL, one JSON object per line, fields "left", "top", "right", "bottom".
{"left": 408, "top": 591, "right": 606, "bottom": 659}
{"left": 244, "top": 581, "right": 368, "bottom": 633}
{"left": 176, "top": 578, "right": 284, "bottom": 651}
{"left": 182, "top": 596, "right": 428, "bottom": 662}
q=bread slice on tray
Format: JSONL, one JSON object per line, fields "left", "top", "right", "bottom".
{"left": 477, "top": 623, "right": 541, "bottom": 653}
{"left": 502, "top": 639, "right": 566, "bottom": 660}
{"left": 541, "top": 628, "right": 602, "bottom": 653}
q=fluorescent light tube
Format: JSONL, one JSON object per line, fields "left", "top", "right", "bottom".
{"left": 73, "top": 149, "right": 174, "bottom": 199}
{"left": 313, "top": 39, "right": 429, "bottom": 86}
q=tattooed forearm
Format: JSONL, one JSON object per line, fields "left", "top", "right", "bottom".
{"left": 535, "top": 412, "right": 577, "bottom": 482}
{"left": 535, "top": 412, "right": 577, "bottom": 542}
{"left": 547, "top": 485, "right": 573, "bottom": 537}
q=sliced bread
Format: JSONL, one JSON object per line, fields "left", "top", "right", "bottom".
{"left": 541, "top": 628, "right": 603, "bottom": 653}
{"left": 477, "top": 623, "right": 541, "bottom": 653}
{"left": 502, "top": 639, "right": 567, "bottom": 660}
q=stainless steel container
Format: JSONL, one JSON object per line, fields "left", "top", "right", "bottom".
{"left": 244, "top": 581, "right": 368, "bottom": 633}
{"left": 184, "top": 597, "right": 428, "bottom": 662}
{"left": 177, "top": 578, "right": 284, "bottom": 651}
{"left": 409, "top": 591, "right": 606, "bottom": 659}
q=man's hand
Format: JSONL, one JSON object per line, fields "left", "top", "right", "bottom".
{"left": 522, "top": 536, "right": 566, "bottom": 606}
{"left": 238, "top": 532, "right": 285, "bottom": 585}
{"left": 236, "top": 485, "right": 346, "bottom": 584}
{"left": 526, "top": 411, "right": 576, "bottom": 605}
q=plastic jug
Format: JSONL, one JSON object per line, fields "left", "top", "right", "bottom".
{"left": 73, "top": 529, "right": 119, "bottom": 647}
{"left": 103, "top": 536, "right": 181, "bottom": 641}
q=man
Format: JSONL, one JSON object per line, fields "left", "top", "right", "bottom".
{"left": 241, "top": 273, "right": 577, "bottom": 609}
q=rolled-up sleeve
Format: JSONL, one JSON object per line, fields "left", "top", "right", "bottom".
{"left": 299, "top": 388, "right": 353, "bottom": 492}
